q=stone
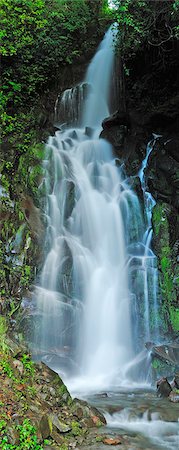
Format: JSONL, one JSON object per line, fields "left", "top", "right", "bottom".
{"left": 102, "top": 111, "right": 130, "bottom": 130}
{"left": 51, "top": 414, "right": 71, "bottom": 433}
{"left": 49, "top": 387, "right": 56, "bottom": 396}
{"left": 173, "top": 373, "right": 179, "bottom": 389}
{"left": 39, "top": 414, "right": 53, "bottom": 439}
{"left": 20, "top": 194, "right": 44, "bottom": 241}
{"left": 12, "top": 359, "right": 24, "bottom": 376}
{"left": 94, "top": 392, "right": 108, "bottom": 398}
{"left": 169, "top": 391, "right": 179, "bottom": 403}
{"left": 156, "top": 377, "right": 172, "bottom": 397}
{"left": 50, "top": 430, "right": 64, "bottom": 445}
{"left": 103, "top": 437, "right": 122, "bottom": 445}
{"left": 72, "top": 399, "right": 106, "bottom": 425}
{"left": 149, "top": 343, "right": 179, "bottom": 369}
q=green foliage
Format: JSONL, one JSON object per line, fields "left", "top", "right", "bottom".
{"left": 71, "top": 420, "right": 82, "bottom": 436}
{"left": 151, "top": 358, "right": 167, "bottom": 371}
{"left": 1, "top": 360, "right": 15, "bottom": 379}
{"left": 152, "top": 203, "right": 178, "bottom": 332}
{"left": 152, "top": 205, "right": 165, "bottom": 237}
{"left": 169, "top": 306, "right": 179, "bottom": 332}
{"left": 0, "top": 418, "right": 43, "bottom": 449}
{"left": 96, "top": 436, "right": 103, "bottom": 442}
{"left": 111, "top": 0, "right": 179, "bottom": 59}
{"left": 21, "top": 354, "right": 35, "bottom": 376}
{"left": 0, "top": 0, "right": 46, "bottom": 56}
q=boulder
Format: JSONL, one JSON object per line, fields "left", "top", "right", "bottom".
{"left": 156, "top": 377, "right": 172, "bottom": 397}
{"left": 102, "top": 111, "right": 130, "bottom": 130}
{"left": 169, "top": 391, "right": 179, "bottom": 403}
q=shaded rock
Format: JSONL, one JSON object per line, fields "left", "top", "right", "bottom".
{"left": 6, "top": 337, "right": 27, "bottom": 357}
{"left": 20, "top": 195, "right": 44, "bottom": 241}
{"left": 49, "top": 430, "right": 64, "bottom": 445}
{"left": 39, "top": 413, "right": 71, "bottom": 440}
{"left": 64, "top": 181, "right": 75, "bottom": 220}
{"left": 85, "top": 127, "right": 94, "bottom": 137}
{"left": 72, "top": 399, "right": 106, "bottom": 425}
{"left": 156, "top": 377, "right": 172, "bottom": 398}
{"left": 12, "top": 359, "right": 24, "bottom": 376}
{"left": 39, "top": 414, "right": 53, "bottom": 439}
{"left": 173, "top": 373, "right": 179, "bottom": 389}
{"left": 102, "top": 111, "right": 131, "bottom": 130}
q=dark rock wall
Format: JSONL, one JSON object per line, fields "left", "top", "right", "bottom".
{"left": 101, "top": 42, "right": 179, "bottom": 335}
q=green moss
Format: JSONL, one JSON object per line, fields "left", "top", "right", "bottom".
{"left": 96, "top": 436, "right": 103, "bottom": 442}
{"left": 71, "top": 420, "right": 82, "bottom": 436}
{"left": 151, "top": 358, "right": 166, "bottom": 371}
{"left": 152, "top": 202, "right": 178, "bottom": 333}
{"left": 152, "top": 204, "right": 165, "bottom": 236}
{"left": 169, "top": 307, "right": 179, "bottom": 332}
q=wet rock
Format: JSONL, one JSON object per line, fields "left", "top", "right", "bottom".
{"left": 169, "top": 390, "right": 179, "bottom": 403}
{"left": 85, "top": 127, "right": 94, "bottom": 137}
{"left": 173, "top": 373, "right": 179, "bottom": 389}
{"left": 148, "top": 342, "right": 179, "bottom": 369}
{"left": 102, "top": 436, "right": 122, "bottom": 445}
{"left": 94, "top": 392, "right": 108, "bottom": 398}
{"left": 72, "top": 399, "right": 106, "bottom": 426}
{"left": 156, "top": 377, "right": 172, "bottom": 398}
{"left": 64, "top": 181, "right": 75, "bottom": 220}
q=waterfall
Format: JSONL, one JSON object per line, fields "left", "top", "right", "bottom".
{"left": 31, "top": 26, "right": 159, "bottom": 390}
{"left": 138, "top": 136, "right": 160, "bottom": 342}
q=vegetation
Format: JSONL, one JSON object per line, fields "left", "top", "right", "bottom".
{"left": 0, "top": 0, "right": 109, "bottom": 313}
{"left": 109, "top": 0, "right": 179, "bottom": 57}
{"left": 0, "top": 419, "right": 43, "bottom": 450}
{"left": 152, "top": 203, "right": 179, "bottom": 333}
{"left": 1, "top": 0, "right": 107, "bottom": 148}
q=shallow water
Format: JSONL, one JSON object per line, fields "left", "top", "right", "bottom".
{"left": 70, "top": 386, "right": 179, "bottom": 450}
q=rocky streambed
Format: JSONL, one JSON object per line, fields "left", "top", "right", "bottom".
{"left": 78, "top": 387, "right": 179, "bottom": 450}
{"left": 1, "top": 336, "right": 179, "bottom": 450}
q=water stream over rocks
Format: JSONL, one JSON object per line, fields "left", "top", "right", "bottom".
{"left": 30, "top": 25, "right": 179, "bottom": 449}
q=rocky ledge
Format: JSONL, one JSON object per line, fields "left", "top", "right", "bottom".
{"left": 0, "top": 337, "right": 106, "bottom": 449}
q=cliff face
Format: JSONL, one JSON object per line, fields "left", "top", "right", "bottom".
{"left": 101, "top": 35, "right": 179, "bottom": 335}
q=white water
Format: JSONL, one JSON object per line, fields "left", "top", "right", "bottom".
{"left": 106, "top": 410, "right": 179, "bottom": 450}
{"left": 138, "top": 136, "right": 161, "bottom": 342}
{"left": 32, "top": 25, "right": 160, "bottom": 391}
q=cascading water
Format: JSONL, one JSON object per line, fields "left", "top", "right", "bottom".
{"left": 138, "top": 136, "right": 160, "bottom": 342}
{"left": 31, "top": 25, "right": 160, "bottom": 390}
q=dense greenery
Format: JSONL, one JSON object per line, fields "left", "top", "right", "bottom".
{"left": 110, "top": 0, "right": 179, "bottom": 56}
{"left": 1, "top": 0, "right": 107, "bottom": 153}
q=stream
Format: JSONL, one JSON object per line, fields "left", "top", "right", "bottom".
{"left": 72, "top": 387, "right": 179, "bottom": 450}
